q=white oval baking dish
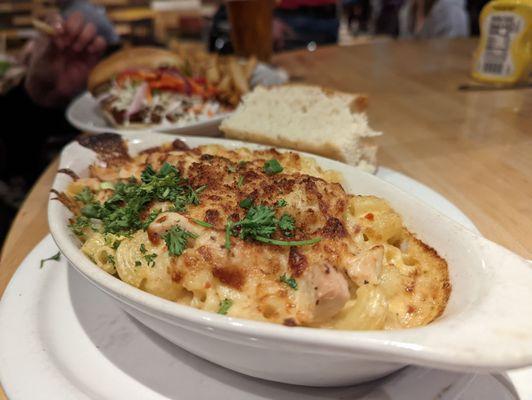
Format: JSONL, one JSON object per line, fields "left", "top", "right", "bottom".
{"left": 48, "top": 132, "right": 532, "bottom": 387}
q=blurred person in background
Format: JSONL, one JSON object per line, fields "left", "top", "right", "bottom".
{"left": 373, "top": 0, "right": 405, "bottom": 36}
{"left": 398, "top": 0, "right": 470, "bottom": 38}
{"left": 26, "top": 1, "right": 119, "bottom": 106}
{"left": 0, "top": 6, "right": 117, "bottom": 245}
{"left": 343, "top": 0, "right": 372, "bottom": 34}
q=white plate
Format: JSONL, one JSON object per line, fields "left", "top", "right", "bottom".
{"left": 66, "top": 63, "right": 289, "bottom": 136}
{"left": 1, "top": 168, "right": 529, "bottom": 399}
{"left": 66, "top": 92, "right": 226, "bottom": 137}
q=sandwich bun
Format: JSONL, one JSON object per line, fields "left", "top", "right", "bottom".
{"left": 88, "top": 47, "right": 183, "bottom": 96}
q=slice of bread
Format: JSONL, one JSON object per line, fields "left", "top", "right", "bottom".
{"left": 219, "top": 85, "right": 381, "bottom": 172}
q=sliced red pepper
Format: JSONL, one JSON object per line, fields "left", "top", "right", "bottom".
{"left": 116, "top": 69, "right": 159, "bottom": 86}
{"left": 149, "top": 74, "right": 186, "bottom": 92}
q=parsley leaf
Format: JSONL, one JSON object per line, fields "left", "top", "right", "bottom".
{"left": 237, "top": 175, "right": 244, "bottom": 188}
{"left": 144, "top": 253, "right": 157, "bottom": 267}
{"left": 225, "top": 221, "right": 233, "bottom": 250}
{"left": 280, "top": 274, "right": 298, "bottom": 290}
{"left": 142, "top": 209, "right": 161, "bottom": 230}
{"left": 140, "top": 243, "right": 147, "bottom": 254}
{"left": 81, "top": 203, "right": 101, "bottom": 219}
{"left": 239, "top": 197, "right": 253, "bottom": 209}
{"left": 40, "top": 251, "right": 61, "bottom": 269}
{"left": 232, "top": 205, "right": 277, "bottom": 241}
{"left": 70, "top": 216, "right": 91, "bottom": 237}
{"left": 275, "top": 199, "right": 287, "bottom": 208}
{"left": 225, "top": 205, "right": 321, "bottom": 250}
{"left": 255, "top": 236, "right": 321, "bottom": 247}
{"left": 192, "top": 218, "right": 213, "bottom": 228}
{"left": 278, "top": 213, "right": 295, "bottom": 233}
{"left": 263, "top": 159, "right": 283, "bottom": 175}
{"left": 217, "top": 298, "right": 233, "bottom": 315}
{"left": 75, "top": 187, "right": 94, "bottom": 204}
{"left": 163, "top": 226, "right": 198, "bottom": 257}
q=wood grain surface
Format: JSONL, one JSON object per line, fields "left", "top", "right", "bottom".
{"left": 0, "top": 37, "right": 531, "bottom": 398}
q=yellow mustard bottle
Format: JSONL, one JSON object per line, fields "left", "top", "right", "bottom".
{"left": 472, "top": 0, "right": 532, "bottom": 85}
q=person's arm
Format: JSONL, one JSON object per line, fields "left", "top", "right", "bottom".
{"left": 421, "top": 0, "right": 470, "bottom": 38}
{"left": 25, "top": 12, "right": 106, "bottom": 108}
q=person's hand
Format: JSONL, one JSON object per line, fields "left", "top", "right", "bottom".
{"left": 25, "top": 12, "right": 107, "bottom": 107}
{"left": 272, "top": 18, "right": 296, "bottom": 51}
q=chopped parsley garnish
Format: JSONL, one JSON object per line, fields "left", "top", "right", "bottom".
{"left": 107, "top": 254, "right": 116, "bottom": 266}
{"left": 135, "top": 260, "right": 142, "bottom": 267}
{"left": 81, "top": 203, "right": 101, "bottom": 219}
{"left": 224, "top": 205, "right": 321, "bottom": 250}
{"left": 144, "top": 253, "right": 157, "bottom": 267}
{"left": 100, "top": 182, "right": 114, "bottom": 190}
{"left": 192, "top": 218, "right": 213, "bottom": 228}
{"left": 263, "top": 159, "right": 283, "bottom": 175}
{"left": 239, "top": 197, "right": 253, "bottom": 209}
{"left": 278, "top": 213, "right": 295, "bottom": 235}
{"left": 75, "top": 187, "right": 93, "bottom": 204}
{"left": 163, "top": 226, "right": 198, "bottom": 257}
{"left": 280, "top": 274, "right": 298, "bottom": 290}
{"left": 229, "top": 205, "right": 278, "bottom": 242}
{"left": 217, "top": 298, "right": 233, "bottom": 315}
{"left": 40, "top": 251, "right": 61, "bottom": 269}
{"left": 70, "top": 216, "right": 91, "bottom": 237}
{"left": 227, "top": 165, "right": 236, "bottom": 173}
{"left": 225, "top": 223, "right": 232, "bottom": 250}
{"left": 275, "top": 199, "right": 287, "bottom": 208}
{"left": 112, "top": 240, "right": 121, "bottom": 250}
{"left": 256, "top": 237, "right": 321, "bottom": 247}
{"left": 139, "top": 243, "right": 157, "bottom": 265}
{"left": 142, "top": 209, "right": 161, "bottom": 230}
{"left": 70, "top": 163, "right": 206, "bottom": 236}
{"left": 237, "top": 175, "right": 244, "bottom": 188}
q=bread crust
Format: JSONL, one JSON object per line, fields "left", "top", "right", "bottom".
{"left": 88, "top": 47, "right": 184, "bottom": 95}
{"left": 222, "top": 125, "right": 348, "bottom": 162}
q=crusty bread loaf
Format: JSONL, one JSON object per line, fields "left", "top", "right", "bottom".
{"left": 88, "top": 47, "right": 183, "bottom": 96}
{"left": 219, "top": 85, "right": 381, "bottom": 172}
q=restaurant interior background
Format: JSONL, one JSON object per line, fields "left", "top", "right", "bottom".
{"left": 0, "top": 0, "right": 502, "bottom": 247}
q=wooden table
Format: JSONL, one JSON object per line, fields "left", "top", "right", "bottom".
{"left": 0, "top": 37, "right": 531, "bottom": 397}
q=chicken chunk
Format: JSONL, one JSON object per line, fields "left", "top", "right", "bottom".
{"left": 296, "top": 263, "right": 350, "bottom": 324}
{"left": 346, "top": 245, "right": 384, "bottom": 286}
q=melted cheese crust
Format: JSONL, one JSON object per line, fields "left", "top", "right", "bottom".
{"left": 67, "top": 143, "right": 450, "bottom": 330}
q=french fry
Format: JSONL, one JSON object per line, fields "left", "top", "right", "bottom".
{"left": 244, "top": 56, "right": 258, "bottom": 81}
{"left": 229, "top": 58, "right": 249, "bottom": 94}
{"left": 168, "top": 40, "right": 256, "bottom": 105}
{"left": 217, "top": 74, "right": 232, "bottom": 93}
{"left": 32, "top": 19, "right": 56, "bottom": 36}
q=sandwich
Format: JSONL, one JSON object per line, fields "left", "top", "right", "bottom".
{"left": 220, "top": 84, "right": 381, "bottom": 172}
{"left": 88, "top": 47, "right": 227, "bottom": 129}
